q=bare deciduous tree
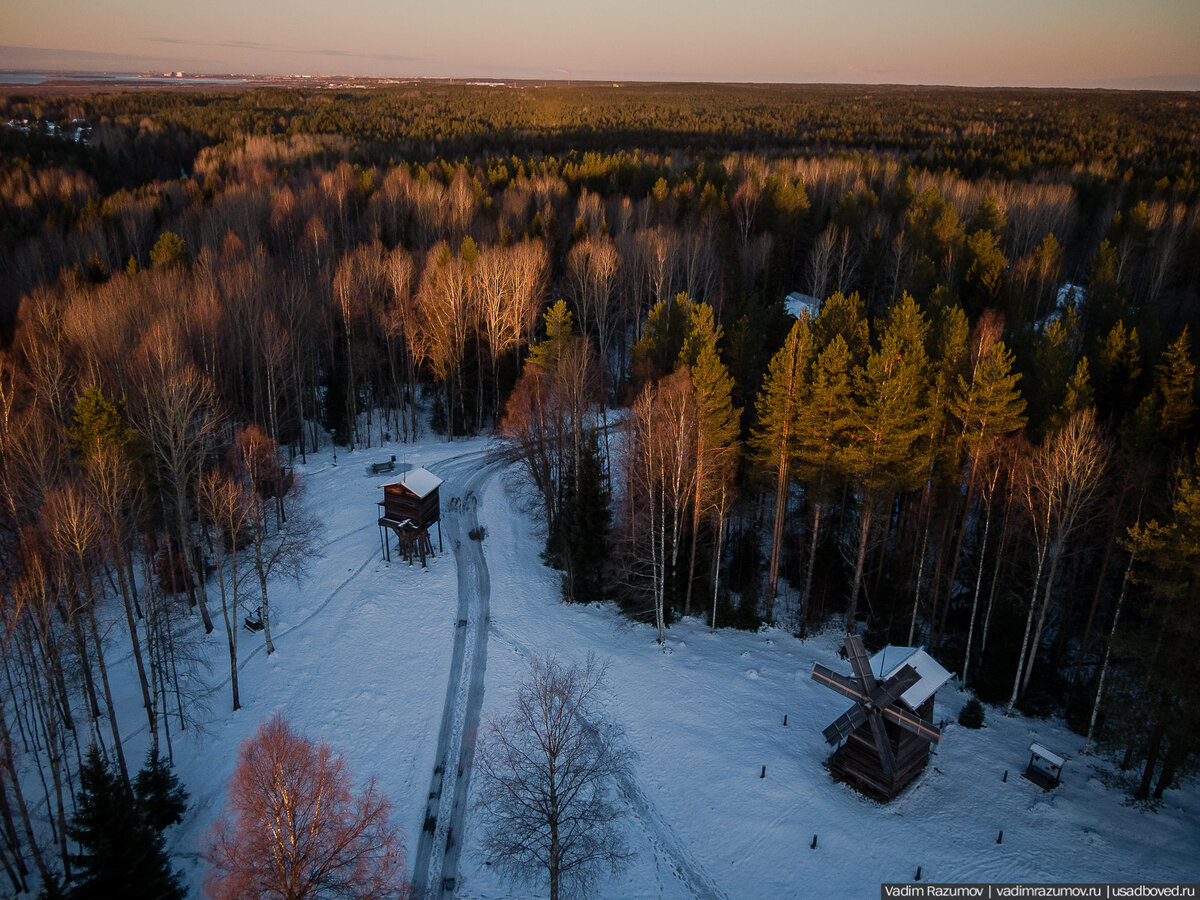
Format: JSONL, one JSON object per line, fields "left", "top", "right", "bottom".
{"left": 627, "top": 371, "right": 697, "bottom": 642}
{"left": 1008, "top": 408, "right": 1109, "bottom": 713}
{"left": 205, "top": 711, "right": 409, "bottom": 900}
{"left": 131, "top": 323, "right": 222, "bottom": 633}
{"left": 199, "top": 470, "right": 253, "bottom": 711}
{"left": 230, "top": 425, "right": 320, "bottom": 656}
{"left": 474, "top": 655, "right": 632, "bottom": 900}
{"left": 566, "top": 235, "right": 619, "bottom": 391}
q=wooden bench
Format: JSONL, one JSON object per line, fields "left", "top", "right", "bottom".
{"left": 365, "top": 457, "right": 396, "bottom": 476}
{"left": 243, "top": 606, "right": 264, "bottom": 632}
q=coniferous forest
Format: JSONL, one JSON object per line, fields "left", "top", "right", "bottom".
{"left": 1, "top": 82, "right": 1200, "bottom": 891}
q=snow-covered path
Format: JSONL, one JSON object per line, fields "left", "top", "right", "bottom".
{"left": 412, "top": 448, "right": 504, "bottom": 898}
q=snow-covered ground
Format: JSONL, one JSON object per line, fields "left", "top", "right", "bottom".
{"left": 133, "top": 434, "right": 1199, "bottom": 897}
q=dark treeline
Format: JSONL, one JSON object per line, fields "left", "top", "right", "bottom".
{"left": 0, "top": 82, "right": 1198, "bottom": 892}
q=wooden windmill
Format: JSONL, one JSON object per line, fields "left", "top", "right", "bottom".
{"left": 811, "top": 635, "right": 950, "bottom": 800}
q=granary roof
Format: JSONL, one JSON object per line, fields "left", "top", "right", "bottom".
{"left": 784, "top": 291, "right": 822, "bottom": 319}
{"left": 869, "top": 645, "right": 952, "bottom": 710}
{"left": 401, "top": 466, "right": 443, "bottom": 499}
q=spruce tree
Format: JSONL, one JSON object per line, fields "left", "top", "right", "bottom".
{"left": 561, "top": 430, "right": 611, "bottom": 604}
{"left": 133, "top": 749, "right": 188, "bottom": 833}
{"left": 67, "top": 747, "right": 184, "bottom": 900}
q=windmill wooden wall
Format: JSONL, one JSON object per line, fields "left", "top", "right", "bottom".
{"left": 829, "top": 695, "right": 937, "bottom": 800}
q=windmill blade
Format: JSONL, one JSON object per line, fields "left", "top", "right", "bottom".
{"left": 822, "top": 703, "right": 867, "bottom": 745}
{"left": 812, "top": 663, "right": 868, "bottom": 704}
{"left": 881, "top": 705, "right": 943, "bottom": 744}
{"left": 873, "top": 664, "right": 921, "bottom": 709}
{"left": 844, "top": 634, "right": 879, "bottom": 695}
{"left": 868, "top": 710, "right": 898, "bottom": 777}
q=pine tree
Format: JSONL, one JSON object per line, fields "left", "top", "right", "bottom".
{"left": 679, "top": 302, "right": 740, "bottom": 618}
{"left": 841, "top": 293, "right": 930, "bottom": 628}
{"left": 910, "top": 304, "right": 970, "bottom": 644}
{"left": 963, "top": 228, "right": 1008, "bottom": 316}
{"left": 1122, "top": 455, "right": 1200, "bottom": 799}
{"left": 1094, "top": 321, "right": 1142, "bottom": 425}
{"left": 69, "top": 386, "right": 138, "bottom": 464}
{"left": 1057, "top": 358, "right": 1095, "bottom": 428}
{"left": 1030, "top": 308, "right": 1083, "bottom": 435}
{"left": 1154, "top": 327, "right": 1195, "bottom": 440}
{"left": 970, "top": 192, "right": 1007, "bottom": 237}
{"left": 792, "top": 335, "right": 853, "bottom": 619}
{"left": 951, "top": 330, "right": 1027, "bottom": 486}
{"left": 751, "top": 318, "right": 812, "bottom": 619}
{"left": 811, "top": 291, "right": 869, "bottom": 363}
{"left": 1083, "top": 240, "right": 1127, "bottom": 346}
{"left": 631, "top": 292, "right": 696, "bottom": 387}
{"left": 149, "top": 231, "right": 189, "bottom": 270}
{"left": 946, "top": 326, "right": 1026, "bottom": 672}
{"left": 67, "top": 747, "right": 184, "bottom": 900}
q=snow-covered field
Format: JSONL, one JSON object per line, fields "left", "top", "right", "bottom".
{"left": 138, "top": 434, "right": 1199, "bottom": 898}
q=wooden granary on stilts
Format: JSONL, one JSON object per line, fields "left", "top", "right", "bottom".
{"left": 811, "top": 635, "right": 951, "bottom": 800}
{"left": 378, "top": 467, "right": 443, "bottom": 567}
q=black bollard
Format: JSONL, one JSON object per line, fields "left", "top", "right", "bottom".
{"left": 997, "top": 830, "right": 1003, "bottom": 844}
{"left": 1002, "top": 770, "right": 1008, "bottom": 782}
{"left": 783, "top": 714, "right": 788, "bottom": 726}
{"left": 811, "top": 834, "right": 818, "bottom": 850}
{"left": 915, "top": 866, "right": 922, "bottom": 882}
{"left": 760, "top": 765, "right": 766, "bottom": 779}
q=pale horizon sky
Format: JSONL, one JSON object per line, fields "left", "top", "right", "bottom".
{"left": 2, "top": 0, "right": 1198, "bottom": 90}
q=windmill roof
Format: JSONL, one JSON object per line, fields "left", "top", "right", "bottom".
{"left": 400, "top": 467, "right": 443, "bottom": 499}
{"left": 869, "top": 645, "right": 952, "bottom": 710}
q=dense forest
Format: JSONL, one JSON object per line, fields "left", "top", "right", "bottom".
{"left": 1, "top": 82, "right": 1199, "bottom": 893}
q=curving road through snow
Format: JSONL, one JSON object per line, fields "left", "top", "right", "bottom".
{"left": 410, "top": 448, "right": 505, "bottom": 899}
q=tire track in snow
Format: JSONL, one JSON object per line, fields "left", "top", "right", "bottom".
{"left": 411, "top": 449, "right": 505, "bottom": 898}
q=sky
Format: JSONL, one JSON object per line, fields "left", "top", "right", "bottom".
{"left": 2, "top": 0, "right": 1198, "bottom": 89}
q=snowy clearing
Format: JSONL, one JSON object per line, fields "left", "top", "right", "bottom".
{"left": 139, "top": 434, "right": 1200, "bottom": 898}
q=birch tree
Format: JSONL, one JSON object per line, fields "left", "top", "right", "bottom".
{"left": 1008, "top": 409, "right": 1108, "bottom": 713}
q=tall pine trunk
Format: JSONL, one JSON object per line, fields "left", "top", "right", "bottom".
{"left": 960, "top": 500, "right": 993, "bottom": 690}
{"left": 766, "top": 454, "right": 790, "bottom": 621}
{"left": 846, "top": 504, "right": 874, "bottom": 629}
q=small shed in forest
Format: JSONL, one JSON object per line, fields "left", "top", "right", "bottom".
{"left": 378, "top": 467, "right": 443, "bottom": 567}
{"left": 1024, "top": 742, "right": 1066, "bottom": 790}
